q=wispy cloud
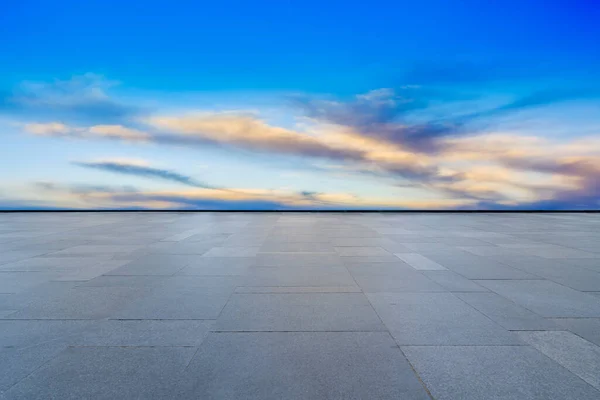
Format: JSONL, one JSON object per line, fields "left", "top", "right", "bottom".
{"left": 0, "top": 74, "right": 143, "bottom": 124}
{"left": 8, "top": 72, "right": 600, "bottom": 210}
{"left": 147, "top": 112, "right": 365, "bottom": 161}
{"left": 73, "top": 160, "right": 218, "bottom": 189}
{"left": 293, "top": 88, "right": 462, "bottom": 153}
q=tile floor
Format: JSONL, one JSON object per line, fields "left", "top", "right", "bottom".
{"left": 0, "top": 212, "right": 599, "bottom": 399}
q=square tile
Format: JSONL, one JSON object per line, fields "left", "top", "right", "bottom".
{"left": 402, "top": 345, "right": 599, "bottom": 400}
{"left": 183, "top": 332, "right": 430, "bottom": 400}
{"left": 215, "top": 293, "right": 385, "bottom": 331}
{"left": 2, "top": 347, "right": 196, "bottom": 400}
{"left": 368, "top": 292, "right": 520, "bottom": 345}
{"left": 478, "top": 279, "right": 600, "bottom": 317}
{"left": 517, "top": 330, "right": 600, "bottom": 390}
{"left": 456, "top": 292, "right": 558, "bottom": 330}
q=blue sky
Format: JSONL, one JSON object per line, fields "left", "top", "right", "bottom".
{"left": 1, "top": 0, "right": 599, "bottom": 210}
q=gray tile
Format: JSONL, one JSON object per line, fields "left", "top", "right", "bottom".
{"left": 215, "top": 293, "right": 385, "bottom": 331}
{"left": 368, "top": 292, "right": 520, "bottom": 345}
{"left": 48, "top": 245, "right": 142, "bottom": 256}
{"left": 456, "top": 292, "right": 558, "bottom": 330}
{"left": 424, "top": 252, "right": 541, "bottom": 279}
{"left": 72, "top": 320, "right": 214, "bottom": 346}
{"left": 0, "top": 320, "right": 91, "bottom": 349}
{"left": 348, "top": 265, "right": 445, "bottom": 293}
{"left": 0, "top": 250, "right": 52, "bottom": 266}
{"left": 259, "top": 242, "right": 335, "bottom": 253}
{"left": 2, "top": 347, "right": 197, "bottom": 400}
{"left": 0, "top": 340, "right": 69, "bottom": 392}
{"left": 402, "top": 345, "right": 600, "bottom": 400}
{"left": 235, "top": 286, "right": 362, "bottom": 293}
{"left": 0, "top": 257, "right": 106, "bottom": 272}
{"left": 183, "top": 332, "right": 430, "bottom": 400}
{"left": 550, "top": 318, "right": 600, "bottom": 347}
{"left": 177, "top": 257, "right": 254, "bottom": 276}
{"left": 517, "top": 330, "right": 600, "bottom": 390}
{"left": 329, "top": 237, "right": 397, "bottom": 247}
{"left": 478, "top": 279, "right": 600, "bottom": 317}
{"left": 202, "top": 246, "right": 259, "bottom": 257}
{"left": 395, "top": 253, "right": 447, "bottom": 270}
{"left": 342, "top": 255, "right": 404, "bottom": 263}
{"left": 105, "top": 254, "right": 195, "bottom": 276}
{"left": 495, "top": 256, "right": 600, "bottom": 291}
{"left": 77, "top": 275, "right": 165, "bottom": 287}
{"left": 8, "top": 287, "right": 147, "bottom": 319}
{"left": 253, "top": 253, "right": 344, "bottom": 267}
{"left": 0, "top": 271, "right": 61, "bottom": 294}
{"left": 263, "top": 234, "right": 329, "bottom": 243}
{"left": 243, "top": 266, "right": 357, "bottom": 287}
{"left": 421, "top": 271, "right": 488, "bottom": 292}
{"left": 54, "top": 260, "right": 130, "bottom": 281}
{"left": 114, "top": 283, "right": 233, "bottom": 320}
{"left": 335, "top": 246, "right": 391, "bottom": 256}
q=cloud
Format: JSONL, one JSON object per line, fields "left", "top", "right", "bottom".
{"left": 459, "top": 87, "right": 600, "bottom": 123}
{"left": 73, "top": 160, "right": 218, "bottom": 189}
{"left": 147, "top": 112, "right": 365, "bottom": 161}
{"left": 24, "top": 123, "right": 149, "bottom": 141}
{"left": 0, "top": 73, "right": 142, "bottom": 124}
{"left": 24, "top": 180, "right": 478, "bottom": 210}
{"left": 9, "top": 72, "right": 600, "bottom": 210}
{"left": 294, "top": 88, "right": 463, "bottom": 153}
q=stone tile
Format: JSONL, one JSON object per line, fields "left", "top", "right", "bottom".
{"left": 8, "top": 287, "right": 147, "bottom": 319}
{"left": 421, "top": 271, "right": 488, "bottom": 292}
{"left": 424, "top": 252, "right": 540, "bottom": 279}
{"left": 253, "top": 253, "right": 344, "bottom": 267}
{"left": 0, "top": 281, "right": 79, "bottom": 310}
{"left": 177, "top": 257, "right": 254, "bottom": 276}
{"left": 348, "top": 265, "right": 445, "bottom": 293}
{"left": 342, "top": 255, "right": 404, "bottom": 263}
{"left": 395, "top": 253, "right": 447, "bottom": 270}
{"left": 0, "top": 320, "right": 92, "bottom": 349}
{"left": 114, "top": 283, "right": 232, "bottom": 320}
{"left": 368, "top": 292, "right": 520, "bottom": 345}
{"left": 402, "top": 242, "right": 457, "bottom": 252}
{"left": 329, "top": 237, "right": 397, "bottom": 247}
{"left": 215, "top": 293, "right": 385, "bottom": 331}
{"left": 2, "top": 347, "right": 197, "bottom": 400}
{"left": 182, "top": 332, "right": 430, "bottom": 400}
{"left": 259, "top": 242, "right": 335, "bottom": 253}
{"left": 550, "top": 318, "right": 600, "bottom": 347}
{"left": 0, "top": 257, "right": 105, "bottom": 272}
{"left": 202, "top": 246, "right": 259, "bottom": 257}
{"left": 48, "top": 245, "right": 142, "bottom": 256}
{"left": 182, "top": 233, "right": 231, "bottom": 244}
{"left": 478, "top": 279, "right": 600, "bottom": 317}
{"left": 0, "top": 250, "right": 52, "bottom": 266}
{"left": 495, "top": 256, "right": 600, "bottom": 291}
{"left": 335, "top": 246, "right": 391, "bottom": 257}
{"left": 235, "top": 286, "right": 362, "bottom": 293}
{"left": 0, "top": 340, "right": 69, "bottom": 392}
{"left": 517, "top": 330, "right": 600, "bottom": 390}
{"left": 77, "top": 275, "right": 165, "bottom": 287}
{"left": 105, "top": 254, "right": 195, "bottom": 276}
{"left": 0, "top": 271, "right": 61, "bottom": 294}
{"left": 243, "top": 266, "right": 357, "bottom": 287}
{"left": 72, "top": 320, "right": 214, "bottom": 346}
{"left": 54, "top": 260, "right": 130, "bottom": 281}
{"left": 456, "top": 292, "right": 558, "bottom": 330}
{"left": 402, "top": 345, "right": 600, "bottom": 400}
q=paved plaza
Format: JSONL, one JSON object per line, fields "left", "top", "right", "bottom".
{"left": 1, "top": 212, "right": 600, "bottom": 399}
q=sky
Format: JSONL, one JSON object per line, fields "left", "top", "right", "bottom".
{"left": 1, "top": 0, "right": 599, "bottom": 210}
